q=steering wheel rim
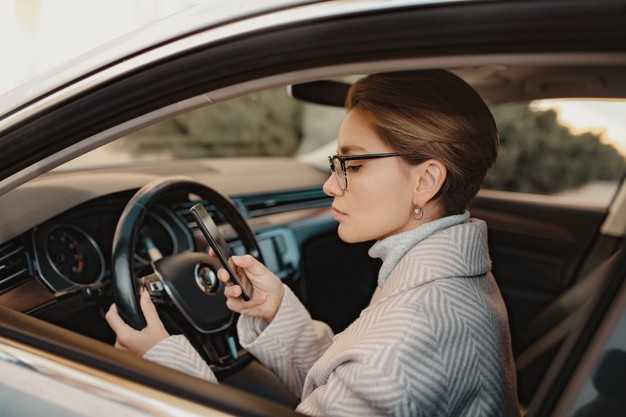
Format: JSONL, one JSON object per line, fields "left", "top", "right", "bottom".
{"left": 111, "top": 175, "right": 261, "bottom": 331}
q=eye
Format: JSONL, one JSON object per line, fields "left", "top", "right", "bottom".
{"left": 345, "top": 164, "right": 362, "bottom": 172}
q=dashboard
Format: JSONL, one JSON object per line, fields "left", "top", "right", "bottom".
{"left": 0, "top": 183, "right": 334, "bottom": 331}
{"left": 0, "top": 155, "right": 338, "bottom": 343}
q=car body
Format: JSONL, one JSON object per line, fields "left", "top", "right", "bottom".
{"left": 1, "top": 0, "right": 626, "bottom": 416}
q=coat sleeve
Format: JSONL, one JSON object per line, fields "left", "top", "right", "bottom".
{"left": 237, "top": 285, "right": 334, "bottom": 398}
{"left": 144, "top": 334, "right": 218, "bottom": 383}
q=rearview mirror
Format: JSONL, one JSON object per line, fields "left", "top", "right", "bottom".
{"left": 288, "top": 80, "right": 350, "bottom": 107}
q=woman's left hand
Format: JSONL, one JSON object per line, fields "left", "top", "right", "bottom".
{"left": 217, "top": 254, "right": 285, "bottom": 323}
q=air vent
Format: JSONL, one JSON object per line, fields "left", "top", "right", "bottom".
{"left": 172, "top": 188, "right": 331, "bottom": 227}
{"left": 240, "top": 188, "right": 331, "bottom": 217}
{"left": 173, "top": 200, "right": 227, "bottom": 227}
{"left": 0, "top": 239, "right": 31, "bottom": 294}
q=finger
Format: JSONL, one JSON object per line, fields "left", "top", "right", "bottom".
{"left": 139, "top": 290, "right": 161, "bottom": 327}
{"left": 224, "top": 287, "right": 264, "bottom": 311}
{"left": 225, "top": 296, "right": 251, "bottom": 313}
{"left": 230, "top": 254, "right": 263, "bottom": 273}
{"left": 217, "top": 268, "right": 232, "bottom": 284}
{"left": 224, "top": 284, "right": 242, "bottom": 298}
{"left": 234, "top": 266, "right": 253, "bottom": 297}
{"left": 227, "top": 294, "right": 266, "bottom": 315}
{"left": 105, "top": 303, "right": 132, "bottom": 334}
{"left": 114, "top": 339, "right": 128, "bottom": 351}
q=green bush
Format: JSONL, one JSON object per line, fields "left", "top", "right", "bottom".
{"left": 485, "top": 103, "right": 625, "bottom": 194}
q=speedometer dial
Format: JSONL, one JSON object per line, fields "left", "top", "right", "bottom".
{"left": 45, "top": 225, "right": 105, "bottom": 285}
{"left": 134, "top": 213, "right": 177, "bottom": 264}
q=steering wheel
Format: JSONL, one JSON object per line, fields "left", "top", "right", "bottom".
{"left": 111, "top": 176, "right": 261, "bottom": 375}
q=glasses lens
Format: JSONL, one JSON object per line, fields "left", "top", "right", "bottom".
{"left": 331, "top": 157, "right": 347, "bottom": 190}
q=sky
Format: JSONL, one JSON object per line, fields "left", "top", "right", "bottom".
{"left": 0, "top": 0, "right": 197, "bottom": 95}
{"left": 1, "top": 0, "right": 625, "bottom": 154}
{"left": 536, "top": 100, "right": 626, "bottom": 155}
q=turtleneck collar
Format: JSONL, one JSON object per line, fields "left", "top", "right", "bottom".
{"left": 368, "top": 211, "right": 470, "bottom": 286}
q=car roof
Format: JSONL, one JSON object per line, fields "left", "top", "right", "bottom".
{"left": 1, "top": 0, "right": 624, "bottom": 129}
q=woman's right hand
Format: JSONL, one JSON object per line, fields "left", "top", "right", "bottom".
{"left": 217, "top": 254, "right": 284, "bottom": 323}
{"left": 105, "top": 289, "right": 169, "bottom": 356}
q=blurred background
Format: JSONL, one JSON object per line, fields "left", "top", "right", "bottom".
{"left": 0, "top": 0, "right": 202, "bottom": 95}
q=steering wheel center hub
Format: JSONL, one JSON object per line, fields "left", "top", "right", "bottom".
{"left": 196, "top": 263, "right": 220, "bottom": 294}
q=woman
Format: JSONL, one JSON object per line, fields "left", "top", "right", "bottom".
{"left": 106, "top": 69, "right": 520, "bottom": 416}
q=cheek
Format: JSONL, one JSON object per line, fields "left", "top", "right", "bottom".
{"left": 339, "top": 181, "right": 413, "bottom": 242}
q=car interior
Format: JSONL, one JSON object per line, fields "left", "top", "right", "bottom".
{"left": 1, "top": 55, "right": 626, "bottom": 416}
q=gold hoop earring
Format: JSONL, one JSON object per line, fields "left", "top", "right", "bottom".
{"left": 412, "top": 206, "right": 424, "bottom": 221}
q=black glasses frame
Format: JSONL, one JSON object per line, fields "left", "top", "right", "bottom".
{"left": 328, "top": 152, "right": 401, "bottom": 190}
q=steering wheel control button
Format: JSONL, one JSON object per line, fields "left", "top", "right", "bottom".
{"left": 148, "top": 280, "right": 164, "bottom": 293}
{"left": 196, "top": 264, "right": 220, "bottom": 294}
{"left": 139, "top": 274, "right": 166, "bottom": 300}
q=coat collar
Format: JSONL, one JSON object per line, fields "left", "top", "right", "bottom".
{"left": 369, "top": 211, "right": 471, "bottom": 286}
{"left": 367, "top": 212, "right": 492, "bottom": 306}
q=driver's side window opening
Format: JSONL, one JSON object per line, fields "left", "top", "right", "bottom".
{"left": 61, "top": 85, "right": 346, "bottom": 170}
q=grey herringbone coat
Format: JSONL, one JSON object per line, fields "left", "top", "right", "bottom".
{"left": 145, "top": 213, "right": 519, "bottom": 416}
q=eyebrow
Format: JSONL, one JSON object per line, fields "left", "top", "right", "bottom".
{"left": 338, "top": 144, "right": 368, "bottom": 155}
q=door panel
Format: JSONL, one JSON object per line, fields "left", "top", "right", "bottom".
{"left": 470, "top": 192, "right": 608, "bottom": 354}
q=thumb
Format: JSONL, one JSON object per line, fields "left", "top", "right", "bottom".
{"left": 105, "top": 303, "right": 132, "bottom": 334}
{"left": 231, "top": 254, "right": 266, "bottom": 276}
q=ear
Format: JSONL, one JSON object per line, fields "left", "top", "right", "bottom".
{"left": 412, "top": 159, "right": 447, "bottom": 207}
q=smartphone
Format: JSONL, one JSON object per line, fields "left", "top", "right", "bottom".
{"left": 189, "top": 203, "right": 251, "bottom": 301}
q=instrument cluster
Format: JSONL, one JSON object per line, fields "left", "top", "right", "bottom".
{"left": 31, "top": 197, "right": 193, "bottom": 294}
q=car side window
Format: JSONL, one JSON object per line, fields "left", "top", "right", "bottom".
{"left": 484, "top": 100, "right": 626, "bottom": 206}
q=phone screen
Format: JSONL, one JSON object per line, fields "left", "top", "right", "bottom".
{"left": 189, "top": 203, "right": 251, "bottom": 301}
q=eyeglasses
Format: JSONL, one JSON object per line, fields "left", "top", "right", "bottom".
{"left": 328, "top": 152, "right": 400, "bottom": 190}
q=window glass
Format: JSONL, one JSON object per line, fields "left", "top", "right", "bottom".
{"left": 485, "top": 100, "right": 626, "bottom": 206}
{"left": 63, "top": 90, "right": 626, "bottom": 206}
{"left": 61, "top": 86, "right": 345, "bottom": 170}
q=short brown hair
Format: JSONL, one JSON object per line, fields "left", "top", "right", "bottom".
{"left": 346, "top": 70, "right": 499, "bottom": 215}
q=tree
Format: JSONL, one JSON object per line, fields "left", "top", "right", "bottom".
{"left": 117, "top": 88, "right": 304, "bottom": 157}
{"left": 484, "top": 103, "right": 626, "bottom": 194}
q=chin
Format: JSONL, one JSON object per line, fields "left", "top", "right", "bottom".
{"left": 337, "top": 225, "right": 356, "bottom": 243}
{"left": 337, "top": 225, "right": 375, "bottom": 244}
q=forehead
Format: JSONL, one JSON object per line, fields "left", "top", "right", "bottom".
{"left": 337, "top": 110, "right": 391, "bottom": 154}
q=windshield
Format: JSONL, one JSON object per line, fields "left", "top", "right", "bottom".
{"left": 62, "top": 85, "right": 346, "bottom": 169}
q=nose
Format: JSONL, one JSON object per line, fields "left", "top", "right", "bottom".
{"left": 323, "top": 173, "right": 342, "bottom": 197}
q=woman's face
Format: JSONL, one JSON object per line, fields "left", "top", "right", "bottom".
{"left": 323, "top": 110, "right": 418, "bottom": 243}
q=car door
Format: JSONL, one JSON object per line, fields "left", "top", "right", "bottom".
{"left": 470, "top": 98, "right": 626, "bottom": 404}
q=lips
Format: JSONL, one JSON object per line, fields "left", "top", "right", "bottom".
{"left": 332, "top": 206, "right": 347, "bottom": 219}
